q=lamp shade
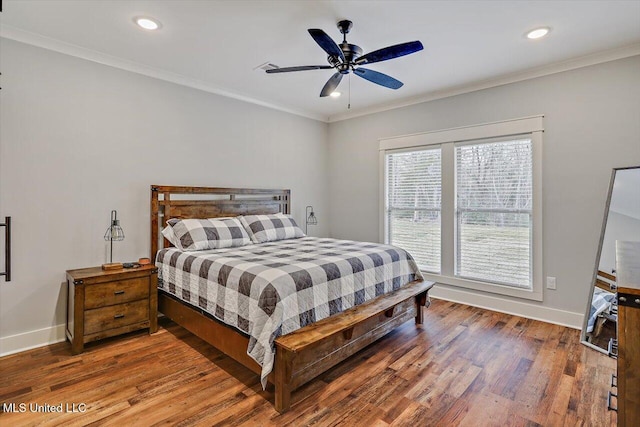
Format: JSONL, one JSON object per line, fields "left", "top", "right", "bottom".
{"left": 307, "top": 212, "right": 318, "bottom": 226}
{"left": 104, "top": 210, "right": 125, "bottom": 241}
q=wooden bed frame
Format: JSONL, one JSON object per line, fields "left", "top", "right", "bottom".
{"left": 150, "top": 185, "right": 434, "bottom": 412}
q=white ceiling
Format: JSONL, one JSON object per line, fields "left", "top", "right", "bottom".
{"left": 2, "top": 1, "right": 640, "bottom": 122}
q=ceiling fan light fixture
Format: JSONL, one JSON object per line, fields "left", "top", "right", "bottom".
{"left": 526, "top": 27, "right": 550, "bottom": 39}
{"left": 134, "top": 17, "right": 161, "bottom": 31}
{"left": 330, "top": 91, "right": 341, "bottom": 98}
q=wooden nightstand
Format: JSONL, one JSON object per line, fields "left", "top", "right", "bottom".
{"left": 66, "top": 264, "right": 158, "bottom": 354}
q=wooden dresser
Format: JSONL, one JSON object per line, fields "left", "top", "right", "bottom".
{"left": 66, "top": 264, "right": 158, "bottom": 354}
{"left": 612, "top": 241, "right": 640, "bottom": 426}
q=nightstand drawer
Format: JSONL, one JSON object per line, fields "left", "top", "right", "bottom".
{"left": 85, "top": 277, "right": 150, "bottom": 309}
{"left": 84, "top": 300, "right": 149, "bottom": 335}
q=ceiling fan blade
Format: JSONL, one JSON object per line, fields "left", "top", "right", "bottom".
{"left": 308, "top": 29, "right": 345, "bottom": 62}
{"left": 320, "top": 72, "right": 343, "bottom": 97}
{"left": 353, "top": 68, "right": 403, "bottom": 89}
{"left": 266, "top": 65, "right": 334, "bottom": 73}
{"left": 355, "top": 41, "right": 423, "bottom": 65}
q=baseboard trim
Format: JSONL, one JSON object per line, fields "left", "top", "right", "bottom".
{"left": 0, "top": 286, "right": 583, "bottom": 356}
{"left": 0, "top": 324, "right": 67, "bottom": 357}
{"left": 430, "top": 284, "right": 584, "bottom": 329}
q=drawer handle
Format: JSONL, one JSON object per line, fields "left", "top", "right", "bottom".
{"left": 342, "top": 327, "right": 354, "bottom": 340}
{"left": 607, "top": 391, "right": 617, "bottom": 411}
{"left": 114, "top": 290, "right": 125, "bottom": 295}
{"left": 114, "top": 314, "right": 125, "bottom": 319}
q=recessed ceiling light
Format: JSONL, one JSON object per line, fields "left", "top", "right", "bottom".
{"left": 134, "top": 17, "right": 161, "bottom": 31}
{"left": 330, "top": 91, "right": 341, "bottom": 98}
{"left": 526, "top": 27, "right": 550, "bottom": 39}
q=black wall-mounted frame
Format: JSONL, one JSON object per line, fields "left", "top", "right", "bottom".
{"left": 0, "top": 216, "right": 11, "bottom": 281}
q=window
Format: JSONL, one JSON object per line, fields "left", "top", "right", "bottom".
{"left": 385, "top": 148, "right": 441, "bottom": 273}
{"left": 455, "top": 138, "right": 532, "bottom": 288}
{"left": 380, "top": 116, "right": 543, "bottom": 300}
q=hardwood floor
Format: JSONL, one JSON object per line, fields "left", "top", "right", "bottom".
{"left": 590, "top": 320, "right": 616, "bottom": 350}
{"left": 0, "top": 300, "right": 616, "bottom": 426}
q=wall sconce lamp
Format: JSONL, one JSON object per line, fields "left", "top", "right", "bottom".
{"left": 306, "top": 206, "right": 318, "bottom": 235}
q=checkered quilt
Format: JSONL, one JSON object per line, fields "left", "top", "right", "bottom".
{"left": 156, "top": 236, "right": 423, "bottom": 386}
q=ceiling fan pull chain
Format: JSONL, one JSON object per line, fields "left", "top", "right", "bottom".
{"left": 348, "top": 74, "right": 351, "bottom": 109}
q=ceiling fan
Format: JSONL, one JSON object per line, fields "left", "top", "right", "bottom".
{"left": 266, "top": 20, "right": 424, "bottom": 97}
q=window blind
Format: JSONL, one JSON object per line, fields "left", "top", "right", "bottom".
{"left": 455, "top": 138, "right": 533, "bottom": 288}
{"left": 386, "top": 148, "right": 441, "bottom": 273}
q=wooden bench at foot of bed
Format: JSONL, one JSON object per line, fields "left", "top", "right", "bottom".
{"left": 159, "top": 278, "right": 433, "bottom": 412}
{"left": 273, "top": 278, "right": 433, "bottom": 412}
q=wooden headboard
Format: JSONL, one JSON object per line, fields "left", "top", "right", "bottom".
{"left": 150, "top": 185, "right": 290, "bottom": 259}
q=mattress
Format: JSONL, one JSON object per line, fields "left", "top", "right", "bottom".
{"left": 156, "top": 236, "right": 423, "bottom": 386}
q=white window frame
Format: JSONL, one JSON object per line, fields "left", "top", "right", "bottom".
{"left": 379, "top": 116, "right": 543, "bottom": 301}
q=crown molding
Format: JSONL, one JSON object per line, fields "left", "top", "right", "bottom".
{"left": 328, "top": 43, "right": 640, "bottom": 123}
{"left": 0, "top": 25, "right": 329, "bottom": 123}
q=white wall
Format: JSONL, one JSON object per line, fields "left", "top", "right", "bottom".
{"left": 2, "top": 38, "right": 639, "bottom": 354}
{"left": 327, "top": 55, "right": 640, "bottom": 325}
{"left": 0, "top": 39, "right": 329, "bottom": 354}
{"left": 599, "top": 211, "right": 640, "bottom": 274}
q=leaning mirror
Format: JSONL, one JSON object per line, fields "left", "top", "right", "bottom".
{"left": 581, "top": 166, "right": 640, "bottom": 353}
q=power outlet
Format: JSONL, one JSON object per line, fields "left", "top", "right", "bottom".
{"left": 546, "top": 276, "right": 557, "bottom": 290}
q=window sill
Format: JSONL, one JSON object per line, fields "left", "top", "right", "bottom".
{"left": 421, "top": 272, "right": 543, "bottom": 301}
